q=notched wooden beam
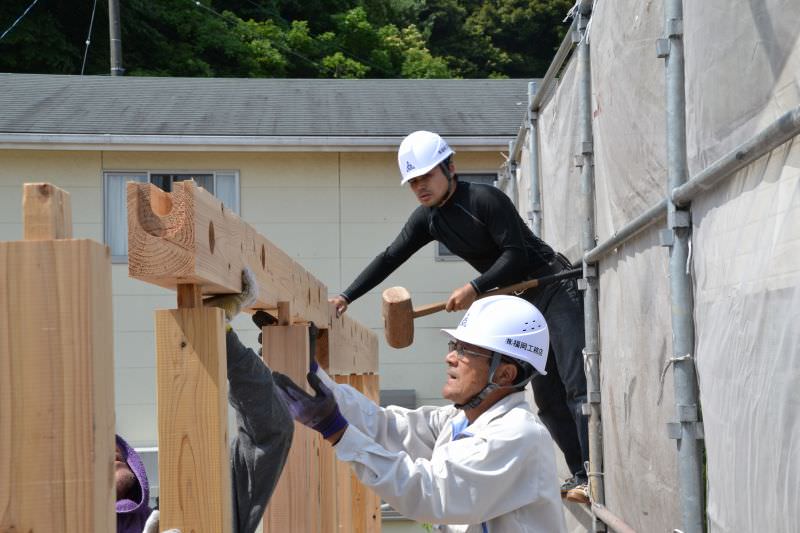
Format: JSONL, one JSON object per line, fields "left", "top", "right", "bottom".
{"left": 326, "top": 303, "right": 378, "bottom": 375}
{"left": 128, "top": 181, "right": 328, "bottom": 325}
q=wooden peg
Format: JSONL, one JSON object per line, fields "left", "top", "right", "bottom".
{"left": 277, "top": 301, "right": 292, "bottom": 325}
{"left": 177, "top": 283, "right": 203, "bottom": 308}
{"left": 23, "top": 182, "right": 73, "bottom": 240}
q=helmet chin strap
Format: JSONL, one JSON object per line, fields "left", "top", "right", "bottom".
{"left": 454, "top": 353, "right": 537, "bottom": 411}
{"left": 455, "top": 353, "right": 502, "bottom": 410}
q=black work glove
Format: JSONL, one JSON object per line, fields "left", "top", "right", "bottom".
{"left": 273, "top": 372, "right": 347, "bottom": 439}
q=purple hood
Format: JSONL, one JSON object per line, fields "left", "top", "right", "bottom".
{"left": 116, "top": 434, "right": 152, "bottom": 533}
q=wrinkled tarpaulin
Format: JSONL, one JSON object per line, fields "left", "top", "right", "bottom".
{"left": 513, "top": 0, "right": 800, "bottom": 530}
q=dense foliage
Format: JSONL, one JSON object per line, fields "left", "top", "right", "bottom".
{"left": 0, "top": 0, "right": 574, "bottom": 78}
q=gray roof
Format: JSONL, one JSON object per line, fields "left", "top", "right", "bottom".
{"left": 0, "top": 74, "right": 531, "bottom": 141}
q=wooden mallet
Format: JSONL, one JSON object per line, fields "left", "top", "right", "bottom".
{"left": 382, "top": 268, "right": 582, "bottom": 349}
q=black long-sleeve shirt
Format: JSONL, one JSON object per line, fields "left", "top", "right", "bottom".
{"left": 341, "top": 181, "right": 556, "bottom": 303}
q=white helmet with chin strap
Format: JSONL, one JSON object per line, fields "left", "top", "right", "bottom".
{"left": 442, "top": 295, "right": 549, "bottom": 409}
{"left": 398, "top": 130, "right": 455, "bottom": 185}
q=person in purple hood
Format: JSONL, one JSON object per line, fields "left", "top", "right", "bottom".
{"left": 116, "top": 434, "right": 152, "bottom": 533}
{"left": 116, "top": 268, "right": 294, "bottom": 533}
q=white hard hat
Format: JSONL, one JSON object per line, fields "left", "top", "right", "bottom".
{"left": 442, "top": 295, "right": 549, "bottom": 375}
{"left": 397, "top": 130, "right": 455, "bottom": 185}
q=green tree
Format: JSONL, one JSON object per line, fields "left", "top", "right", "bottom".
{"left": 120, "top": 0, "right": 255, "bottom": 77}
{"left": 468, "top": 0, "right": 575, "bottom": 77}
{"left": 0, "top": 0, "right": 574, "bottom": 78}
{"left": 0, "top": 1, "right": 111, "bottom": 74}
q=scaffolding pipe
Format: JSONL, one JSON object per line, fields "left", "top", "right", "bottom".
{"left": 584, "top": 106, "right": 800, "bottom": 263}
{"left": 672, "top": 105, "right": 800, "bottom": 206}
{"left": 531, "top": 17, "right": 579, "bottom": 112}
{"left": 509, "top": 122, "right": 527, "bottom": 165}
{"left": 507, "top": 141, "right": 519, "bottom": 208}
{"left": 528, "top": 81, "right": 543, "bottom": 236}
{"left": 661, "top": 0, "right": 705, "bottom": 531}
{"left": 576, "top": 4, "right": 605, "bottom": 532}
{"left": 584, "top": 199, "right": 668, "bottom": 263}
{"left": 591, "top": 504, "right": 638, "bottom": 533}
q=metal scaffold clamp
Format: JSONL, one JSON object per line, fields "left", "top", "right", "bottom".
{"left": 660, "top": 208, "right": 691, "bottom": 247}
{"left": 577, "top": 264, "right": 596, "bottom": 291}
{"left": 656, "top": 17, "right": 683, "bottom": 58}
{"left": 667, "top": 421, "right": 705, "bottom": 441}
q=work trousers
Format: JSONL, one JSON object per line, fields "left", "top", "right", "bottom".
{"left": 523, "top": 276, "right": 589, "bottom": 479}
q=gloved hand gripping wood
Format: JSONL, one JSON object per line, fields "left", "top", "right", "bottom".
{"left": 203, "top": 267, "right": 258, "bottom": 324}
{"left": 273, "top": 370, "right": 348, "bottom": 440}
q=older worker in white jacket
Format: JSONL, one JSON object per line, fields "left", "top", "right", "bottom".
{"left": 273, "top": 295, "right": 566, "bottom": 533}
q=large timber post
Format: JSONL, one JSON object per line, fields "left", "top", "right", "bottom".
{"left": 0, "top": 183, "right": 115, "bottom": 532}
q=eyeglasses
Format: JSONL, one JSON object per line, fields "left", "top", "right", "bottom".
{"left": 448, "top": 340, "right": 493, "bottom": 361}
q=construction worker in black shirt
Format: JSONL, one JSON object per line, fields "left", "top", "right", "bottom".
{"left": 329, "top": 130, "right": 591, "bottom": 503}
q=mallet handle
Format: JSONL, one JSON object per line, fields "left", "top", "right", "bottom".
{"left": 412, "top": 301, "right": 448, "bottom": 318}
{"left": 411, "top": 268, "right": 582, "bottom": 319}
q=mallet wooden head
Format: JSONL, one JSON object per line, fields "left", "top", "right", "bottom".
{"left": 382, "top": 286, "right": 448, "bottom": 349}
{"left": 382, "top": 286, "right": 415, "bottom": 348}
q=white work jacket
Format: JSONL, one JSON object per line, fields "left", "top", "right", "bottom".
{"left": 320, "top": 370, "right": 566, "bottom": 533}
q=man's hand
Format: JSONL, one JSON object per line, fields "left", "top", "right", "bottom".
{"left": 273, "top": 372, "right": 347, "bottom": 442}
{"left": 252, "top": 310, "right": 278, "bottom": 352}
{"left": 203, "top": 267, "right": 258, "bottom": 322}
{"left": 445, "top": 283, "right": 478, "bottom": 312}
{"left": 329, "top": 295, "right": 349, "bottom": 317}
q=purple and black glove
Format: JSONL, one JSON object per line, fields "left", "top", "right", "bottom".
{"left": 273, "top": 371, "right": 347, "bottom": 440}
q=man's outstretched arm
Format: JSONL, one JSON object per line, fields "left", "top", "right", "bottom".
{"left": 226, "top": 328, "right": 293, "bottom": 533}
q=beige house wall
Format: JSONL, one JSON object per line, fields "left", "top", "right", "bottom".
{"left": 0, "top": 147, "right": 504, "bottom": 447}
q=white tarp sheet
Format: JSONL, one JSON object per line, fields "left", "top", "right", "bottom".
{"left": 517, "top": 0, "right": 800, "bottom": 530}
{"left": 537, "top": 57, "right": 583, "bottom": 261}
{"left": 691, "top": 138, "right": 800, "bottom": 532}
{"left": 684, "top": 2, "right": 800, "bottom": 530}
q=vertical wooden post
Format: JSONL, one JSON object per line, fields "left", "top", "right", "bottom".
{"left": 155, "top": 306, "right": 232, "bottom": 533}
{"left": 357, "top": 374, "right": 381, "bottom": 533}
{"left": 0, "top": 183, "right": 114, "bottom": 533}
{"left": 335, "top": 374, "right": 381, "bottom": 533}
{"left": 261, "top": 322, "right": 322, "bottom": 533}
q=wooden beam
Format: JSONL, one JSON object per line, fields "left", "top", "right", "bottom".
{"left": 127, "top": 180, "right": 378, "bottom": 372}
{"left": 128, "top": 181, "right": 328, "bottom": 325}
{"left": 327, "top": 303, "right": 379, "bottom": 375}
{"left": 1, "top": 184, "right": 114, "bottom": 532}
{"left": 155, "top": 308, "right": 232, "bottom": 533}
{"left": 22, "top": 182, "right": 73, "bottom": 240}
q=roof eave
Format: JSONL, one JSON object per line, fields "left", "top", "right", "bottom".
{"left": 0, "top": 133, "right": 513, "bottom": 152}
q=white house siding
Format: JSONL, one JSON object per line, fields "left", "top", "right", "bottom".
{"left": 0, "top": 147, "right": 504, "bottom": 447}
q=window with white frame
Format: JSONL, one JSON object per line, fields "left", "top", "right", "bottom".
{"left": 104, "top": 170, "right": 240, "bottom": 262}
{"left": 435, "top": 173, "right": 498, "bottom": 261}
